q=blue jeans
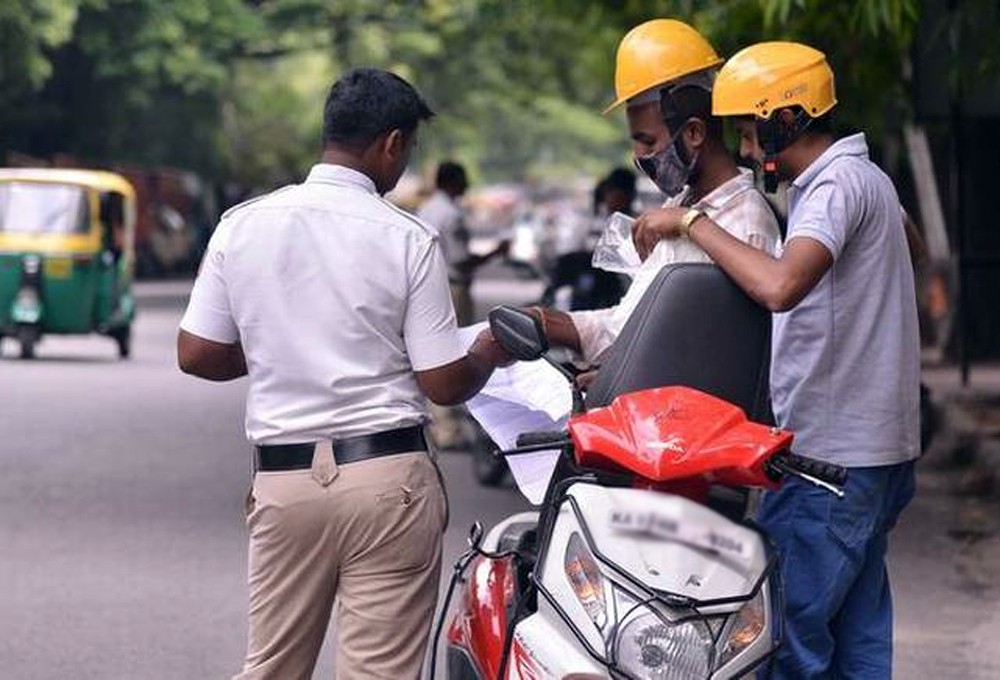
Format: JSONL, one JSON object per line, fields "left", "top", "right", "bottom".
{"left": 757, "top": 461, "right": 916, "bottom": 679}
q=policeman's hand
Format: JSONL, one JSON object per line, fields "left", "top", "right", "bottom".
{"left": 469, "top": 327, "right": 515, "bottom": 369}
{"left": 494, "top": 239, "right": 512, "bottom": 258}
{"left": 632, "top": 207, "right": 688, "bottom": 261}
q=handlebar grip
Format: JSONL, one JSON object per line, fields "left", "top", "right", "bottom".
{"left": 785, "top": 453, "right": 848, "bottom": 486}
{"left": 515, "top": 431, "right": 569, "bottom": 447}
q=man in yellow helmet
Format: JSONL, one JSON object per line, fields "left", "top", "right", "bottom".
{"left": 633, "top": 42, "right": 919, "bottom": 678}
{"left": 534, "top": 19, "right": 780, "bottom": 363}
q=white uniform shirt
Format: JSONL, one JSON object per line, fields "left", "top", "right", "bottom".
{"left": 180, "top": 164, "right": 465, "bottom": 444}
{"left": 773, "top": 133, "right": 920, "bottom": 466}
{"left": 571, "top": 168, "right": 781, "bottom": 362}
{"left": 416, "top": 190, "right": 470, "bottom": 284}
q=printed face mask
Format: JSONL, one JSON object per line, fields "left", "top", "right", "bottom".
{"left": 634, "top": 127, "right": 698, "bottom": 198}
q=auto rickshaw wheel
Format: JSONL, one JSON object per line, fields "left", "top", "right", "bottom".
{"left": 16, "top": 326, "right": 39, "bottom": 360}
{"left": 19, "top": 337, "right": 36, "bottom": 360}
{"left": 112, "top": 327, "right": 132, "bottom": 359}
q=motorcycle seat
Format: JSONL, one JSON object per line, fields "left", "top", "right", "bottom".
{"left": 586, "top": 262, "right": 773, "bottom": 424}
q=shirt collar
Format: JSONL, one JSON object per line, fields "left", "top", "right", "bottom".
{"left": 305, "top": 163, "right": 377, "bottom": 194}
{"left": 792, "top": 133, "right": 869, "bottom": 190}
{"left": 692, "top": 167, "right": 756, "bottom": 211}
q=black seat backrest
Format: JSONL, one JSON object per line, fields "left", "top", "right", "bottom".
{"left": 585, "top": 263, "right": 773, "bottom": 424}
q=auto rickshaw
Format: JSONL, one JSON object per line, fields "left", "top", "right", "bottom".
{"left": 0, "top": 168, "right": 137, "bottom": 359}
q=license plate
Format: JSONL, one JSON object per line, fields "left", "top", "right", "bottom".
{"left": 609, "top": 509, "right": 750, "bottom": 561}
{"left": 44, "top": 257, "right": 72, "bottom": 279}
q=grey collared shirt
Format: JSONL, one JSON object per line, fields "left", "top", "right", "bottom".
{"left": 772, "top": 133, "right": 920, "bottom": 466}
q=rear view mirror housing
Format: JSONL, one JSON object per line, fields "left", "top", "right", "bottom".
{"left": 488, "top": 306, "right": 548, "bottom": 361}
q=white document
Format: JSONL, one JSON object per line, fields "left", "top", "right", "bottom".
{"left": 458, "top": 324, "right": 572, "bottom": 504}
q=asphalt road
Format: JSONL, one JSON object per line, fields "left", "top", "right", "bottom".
{"left": 1, "top": 276, "right": 997, "bottom": 679}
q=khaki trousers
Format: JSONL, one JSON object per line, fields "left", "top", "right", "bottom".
{"left": 235, "top": 446, "right": 447, "bottom": 680}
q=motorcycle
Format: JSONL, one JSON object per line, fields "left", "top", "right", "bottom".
{"left": 434, "top": 298, "right": 847, "bottom": 680}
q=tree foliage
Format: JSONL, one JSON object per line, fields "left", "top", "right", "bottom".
{"left": 0, "top": 0, "right": 996, "bottom": 189}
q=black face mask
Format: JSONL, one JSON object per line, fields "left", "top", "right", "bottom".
{"left": 756, "top": 108, "right": 815, "bottom": 193}
{"left": 634, "top": 125, "right": 697, "bottom": 198}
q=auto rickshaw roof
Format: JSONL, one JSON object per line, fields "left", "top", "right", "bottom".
{"left": 0, "top": 168, "right": 136, "bottom": 198}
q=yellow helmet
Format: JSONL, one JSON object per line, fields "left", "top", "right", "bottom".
{"left": 712, "top": 41, "right": 837, "bottom": 120}
{"left": 605, "top": 19, "right": 723, "bottom": 114}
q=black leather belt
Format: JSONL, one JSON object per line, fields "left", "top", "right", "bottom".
{"left": 255, "top": 426, "right": 427, "bottom": 471}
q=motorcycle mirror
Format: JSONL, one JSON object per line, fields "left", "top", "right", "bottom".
{"left": 467, "top": 521, "right": 484, "bottom": 549}
{"left": 488, "top": 305, "right": 549, "bottom": 361}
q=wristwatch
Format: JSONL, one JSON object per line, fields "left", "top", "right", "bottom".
{"left": 680, "top": 208, "right": 707, "bottom": 237}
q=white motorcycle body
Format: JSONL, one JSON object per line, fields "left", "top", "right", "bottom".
{"left": 486, "top": 483, "right": 776, "bottom": 680}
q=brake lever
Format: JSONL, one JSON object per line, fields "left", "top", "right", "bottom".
{"left": 494, "top": 439, "right": 573, "bottom": 458}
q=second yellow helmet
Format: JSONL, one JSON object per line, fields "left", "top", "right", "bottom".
{"left": 712, "top": 41, "right": 837, "bottom": 120}
{"left": 605, "top": 19, "right": 723, "bottom": 114}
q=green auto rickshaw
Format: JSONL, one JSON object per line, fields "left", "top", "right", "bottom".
{"left": 0, "top": 168, "right": 137, "bottom": 359}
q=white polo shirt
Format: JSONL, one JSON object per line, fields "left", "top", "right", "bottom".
{"left": 416, "top": 190, "right": 471, "bottom": 284}
{"left": 180, "top": 164, "right": 465, "bottom": 444}
{"left": 571, "top": 168, "right": 781, "bottom": 362}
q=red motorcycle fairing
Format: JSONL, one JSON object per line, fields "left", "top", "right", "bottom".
{"left": 447, "top": 554, "right": 518, "bottom": 679}
{"left": 568, "top": 386, "right": 793, "bottom": 489}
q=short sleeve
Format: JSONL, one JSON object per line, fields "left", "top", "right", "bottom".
{"left": 179, "top": 225, "right": 240, "bottom": 343}
{"left": 569, "top": 307, "right": 617, "bottom": 364}
{"left": 788, "top": 179, "right": 858, "bottom": 260}
{"left": 739, "top": 193, "right": 782, "bottom": 256}
{"left": 403, "top": 235, "right": 465, "bottom": 370}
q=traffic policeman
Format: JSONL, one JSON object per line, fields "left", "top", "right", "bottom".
{"left": 178, "top": 68, "right": 511, "bottom": 679}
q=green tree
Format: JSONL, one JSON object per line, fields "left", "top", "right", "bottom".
{"left": 2, "top": 0, "right": 997, "bottom": 191}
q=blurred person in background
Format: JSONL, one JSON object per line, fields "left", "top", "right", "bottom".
{"left": 601, "top": 166, "right": 639, "bottom": 217}
{"left": 530, "top": 19, "right": 780, "bottom": 365}
{"left": 541, "top": 167, "right": 634, "bottom": 311}
{"left": 418, "top": 160, "right": 510, "bottom": 450}
{"left": 417, "top": 161, "right": 509, "bottom": 326}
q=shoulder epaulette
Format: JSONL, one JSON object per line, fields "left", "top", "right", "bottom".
{"left": 220, "top": 185, "right": 297, "bottom": 221}
{"left": 380, "top": 197, "right": 437, "bottom": 236}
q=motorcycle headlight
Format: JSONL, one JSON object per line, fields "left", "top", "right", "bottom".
{"left": 564, "top": 532, "right": 608, "bottom": 629}
{"left": 716, "top": 589, "right": 767, "bottom": 669}
{"left": 615, "top": 610, "right": 713, "bottom": 680}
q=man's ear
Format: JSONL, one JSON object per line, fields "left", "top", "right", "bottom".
{"left": 683, "top": 117, "right": 707, "bottom": 149}
{"left": 384, "top": 128, "right": 406, "bottom": 160}
{"left": 777, "top": 108, "right": 798, "bottom": 135}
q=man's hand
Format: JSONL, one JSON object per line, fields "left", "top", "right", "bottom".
{"left": 522, "top": 306, "right": 583, "bottom": 354}
{"left": 469, "top": 327, "right": 515, "bottom": 369}
{"left": 415, "top": 329, "right": 513, "bottom": 406}
{"left": 631, "top": 207, "right": 689, "bottom": 260}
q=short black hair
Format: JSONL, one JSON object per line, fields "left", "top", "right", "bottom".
{"left": 322, "top": 68, "right": 434, "bottom": 150}
{"left": 435, "top": 161, "right": 467, "bottom": 189}
{"left": 604, "top": 167, "right": 636, "bottom": 198}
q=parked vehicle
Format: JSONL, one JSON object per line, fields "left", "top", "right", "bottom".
{"left": 0, "top": 168, "right": 136, "bottom": 359}
{"left": 436, "top": 266, "right": 847, "bottom": 679}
